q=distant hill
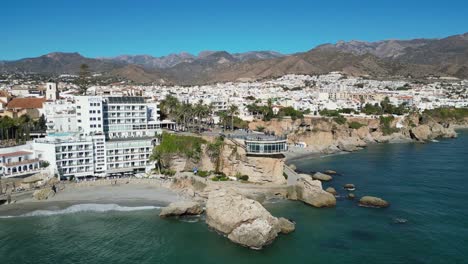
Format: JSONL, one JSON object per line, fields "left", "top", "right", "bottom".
{"left": 1, "top": 52, "right": 124, "bottom": 74}
{"left": 1, "top": 32, "right": 467, "bottom": 83}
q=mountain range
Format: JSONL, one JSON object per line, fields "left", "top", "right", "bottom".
{"left": 1, "top": 32, "right": 467, "bottom": 84}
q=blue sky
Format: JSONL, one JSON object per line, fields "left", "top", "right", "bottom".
{"left": 2, "top": 0, "right": 468, "bottom": 60}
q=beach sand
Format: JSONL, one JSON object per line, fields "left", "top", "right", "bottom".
{"left": 0, "top": 181, "right": 184, "bottom": 216}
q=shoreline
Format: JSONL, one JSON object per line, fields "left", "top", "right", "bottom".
{"left": 3, "top": 128, "right": 467, "bottom": 217}
{"left": 284, "top": 127, "right": 468, "bottom": 164}
{"left": 0, "top": 180, "right": 185, "bottom": 217}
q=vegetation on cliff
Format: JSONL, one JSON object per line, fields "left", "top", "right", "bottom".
{"left": 151, "top": 132, "right": 206, "bottom": 170}
{"left": 422, "top": 107, "right": 468, "bottom": 122}
{"left": 206, "top": 136, "right": 225, "bottom": 173}
{"left": 379, "top": 116, "right": 399, "bottom": 135}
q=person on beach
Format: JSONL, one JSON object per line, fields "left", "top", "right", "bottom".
{"left": 52, "top": 184, "right": 57, "bottom": 194}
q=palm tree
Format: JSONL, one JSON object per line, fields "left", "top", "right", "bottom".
{"left": 228, "top": 105, "right": 239, "bottom": 131}
{"left": 207, "top": 103, "right": 215, "bottom": 127}
{"left": 77, "top": 64, "right": 90, "bottom": 95}
{"left": 161, "top": 95, "right": 180, "bottom": 120}
{"left": 218, "top": 111, "right": 228, "bottom": 131}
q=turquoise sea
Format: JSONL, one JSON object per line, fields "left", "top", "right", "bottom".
{"left": 1, "top": 130, "right": 468, "bottom": 264}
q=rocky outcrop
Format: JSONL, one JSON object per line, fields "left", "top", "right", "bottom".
{"left": 166, "top": 138, "right": 286, "bottom": 185}
{"left": 410, "top": 124, "right": 432, "bottom": 141}
{"left": 312, "top": 172, "right": 333, "bottom": 181}
{"left": 205, "top": 189, "right": 287, "bottom": 249}
{"left": 218, "top": 140, "right": 286, "bottom": 184}
{"left": 33, "top": 188, "right": 55, "bottom": 200}
{"left": 325, "top": 187, "right": 337, "bottom": 195}
{"left": 290, "top": 176, "right": 336, "bottom": 208}
{"left": 250, "top": 115, "right": 460, "bottom": 155}
{"left": 410, "top": 121, "right": 457, "bottom": 141}
{"left": 359, "top": 196, "right": 389, "bottom": 208}
{"left": 159, "top": 201, "right": 204, "bottom": 217}
{"left": 278, "top": 217, "right": 295, "bottom": 234}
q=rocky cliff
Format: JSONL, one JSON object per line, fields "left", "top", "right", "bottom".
{"left": 249, "top": 113, "right": 459, "bottom": 154}
{"left": 166, "top": 137, "right": 286, "bottom": 184}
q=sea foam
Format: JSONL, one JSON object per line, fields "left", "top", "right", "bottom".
{"left": 1, "top": 203, "right": 160, "bottom": 218}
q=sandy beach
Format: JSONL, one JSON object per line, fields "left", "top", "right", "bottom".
{"left": 0, "top": 179, "right": 185, "bottom": 216}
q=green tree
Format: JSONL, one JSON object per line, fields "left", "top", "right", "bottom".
{"left": 228, "top": 105, "right": 239, "bottom": 131}
{"left": 218, "top": 111, "right": 228, "bottom": 130}
{"left": 77, "top": 64, "right": 90, "bottom": 95}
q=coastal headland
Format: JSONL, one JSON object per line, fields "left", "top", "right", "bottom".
{"left": 1, "top": 113, "right": 467, "bottom": 249}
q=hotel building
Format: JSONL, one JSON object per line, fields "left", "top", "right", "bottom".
{"left": 34, "top": 96, "right": 161, "bottom": 179}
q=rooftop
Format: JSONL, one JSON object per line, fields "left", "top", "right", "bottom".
{"left": 7, "top": 97, "right": 46, "bottom": 109}
{"left": 0, "top": 151, "right": 33, "bottom": 158}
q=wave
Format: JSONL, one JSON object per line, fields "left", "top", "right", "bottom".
{"left": 1, "top": 203, "right": 160, "bottom": 218}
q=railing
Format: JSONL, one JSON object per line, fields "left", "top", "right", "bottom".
{"left": 2, "top": 158, "right": 40, "bottom": 167}
{"left": 224, "top": 133, "right": 287, "bottom": 142}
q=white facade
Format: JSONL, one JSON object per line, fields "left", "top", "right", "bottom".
{"left": 44, "top": 100, "right": 77, "bottom": 133}
{"left": 45, "top": 82, "right": 59, "bottom": 101}
{"left": 75, "top": 96, "right": 104, "bottom": 135}
{"left": 34, "top": 96, "right": 161, "bottom": 179}
{"left": 0, "top": 143, "right": 42, "bottom": 178}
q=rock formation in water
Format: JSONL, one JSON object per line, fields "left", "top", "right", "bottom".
{"left": 205, "top": 189, "right": 292, "bottom": 249}
{"left": 288, "top": 176, "right": 336, "bottom": 208}
{"left": 359, "top": 196, "right": 389, "bottom": 208}
{"left": 159, "top": 201, "right": 204, "bottom": 217}
{"left": 312, "top": 172, "right": 333, "bottom": 181}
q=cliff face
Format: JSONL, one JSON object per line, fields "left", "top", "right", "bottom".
{"left": 167, "top": 138, "right": 286, "bottom": 184}
{"left": 218, "top": 140, "right": 286, "bottom": 184}
{"left": 249, "top": 114, "right": 458, "bottom": 154}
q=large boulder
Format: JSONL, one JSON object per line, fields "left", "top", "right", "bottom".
{"left": 312, "top": 172, "right": 333, "bottom": 182}
{"left": 159, "top": 201, "right": 204, "bottom": 217}
{"left": 359, "top": 196, "right": 389, "bottom": 208}
{"left": 325, "top": 187, "right": 337, "bottom": 195}
{"left": 278, "top": 217, "right": 295, "bottom": 234}
{"left": 205, "top": 189, "right": 284, "bottom": 249}
{"left": 410, "top": 125, "right": 431, "bottom": 141}
{"left": 33, "top": 188, "right": 55, "bottom": 200}
{"left": 293, "top": 176, "right": 336, "bottom": 208}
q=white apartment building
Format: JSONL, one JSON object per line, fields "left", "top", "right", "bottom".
{"left": 34, "top": 135, "right": 100, "bottom": 178}
{"left": 34, "top": 96, "right": 161, "bottom": 179}
{"left": 44, "top": 100, "right": 77, "bottom": 133}
{"left": 0, "top": 143, "right": 43, "bottom": 178}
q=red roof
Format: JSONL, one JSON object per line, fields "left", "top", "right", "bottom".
{"left": 0, "top": 151, "right": 33, "bottom": 158}
{"left": 7, "top": 97, "right": 46, "bottom": 109}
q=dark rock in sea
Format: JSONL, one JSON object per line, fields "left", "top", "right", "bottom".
{"left": 359, "top": 196, "right": 389, "bottom": 208}
{"left": 344, "top": 184, "right": 355, "bottom": 191}
{"left": 324, "top": 170, "right": 337, "bottom": 175}
{"left": 347, "top": 193, "right": 355, "bottom": 199}
{"left": 312, "top": 172, "right": 333, "bottom": 181}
